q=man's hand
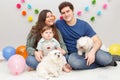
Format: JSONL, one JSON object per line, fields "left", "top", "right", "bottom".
{"left": 85, "top": 51, "right": 95, "bottom": 66}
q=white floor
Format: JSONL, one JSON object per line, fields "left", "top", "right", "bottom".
{"left": 0, "top": 52, "right": 120, "bottom": 80}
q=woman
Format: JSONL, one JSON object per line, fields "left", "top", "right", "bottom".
{"left": 26, "top": 9, "right": 71, "bottom": 72}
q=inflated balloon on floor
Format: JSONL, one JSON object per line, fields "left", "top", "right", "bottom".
{"left": 8, "top": 54, "right": 26, "bottom": 75}
{"left": 16, "top": 45, "right": 28, "bottom": 59}
{"left": 2, "top": 46, "right": 16, "bottom": 60}
{"left": 109, "top": 44, "right": 120, "bottom": 56}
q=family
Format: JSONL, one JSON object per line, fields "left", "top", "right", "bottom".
{"left": 26, "top": 1, "right": 117, "bottom": 74}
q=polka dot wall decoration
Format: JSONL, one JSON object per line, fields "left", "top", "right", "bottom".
{"left": 21, "top": 0, "right": 25, "bottom": 3}
{"left": 16, "top": 0, "right": 39, "bottom": 23}
{"left": 16, "top": 3, "right": 21, "bottom": 9}
{"left": 16, "top": 0, "right": 111, "bottom": 23}
{"left": 76, "top": 0, "right": 110, "bottom": 22}
{"left": 77, "top": 11, "right": 82, "bottom": 16}
{"left": 21, "top": 10, "right": 27, "bottom": 16}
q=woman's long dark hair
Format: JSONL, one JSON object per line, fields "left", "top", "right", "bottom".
{"left": 29, "top": 9, "right": 59, "bottom": 48}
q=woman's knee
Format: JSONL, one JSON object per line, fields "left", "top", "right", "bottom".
{"left": 26, "top": 55, "right": 39, "bottom": 69}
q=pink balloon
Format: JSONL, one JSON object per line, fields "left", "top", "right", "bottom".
{"left": 8, "top": 54, "right": 26, "bottom": 75}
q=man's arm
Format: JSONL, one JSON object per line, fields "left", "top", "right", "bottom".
{"left": 85, "top": 34, "right": 102, "bottom": 65}
{"left": 91, "top": 34, "right": 102, "bottom": 54}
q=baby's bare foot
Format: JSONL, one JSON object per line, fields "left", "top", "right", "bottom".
{"left": 63, "top": 64, "right": 72, "bottom": 72}
{"left": 26, "top": 67, "right": 34, "bottom": 71}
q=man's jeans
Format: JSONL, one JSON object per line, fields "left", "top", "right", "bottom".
{"left": 67, "top": 49, "right": 113, "bottom": 70}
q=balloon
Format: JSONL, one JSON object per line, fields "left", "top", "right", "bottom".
{"left": 8, "top": 54, "right": 26, "bottom": 75}
{"left": 16, "top": 45, "right": 28, "bottom": 59}
{"left": 109, "top": 44, "right": 120, "bottom": 56}
{"left": 2, "top": 46, "right": 16, "bottom": 60}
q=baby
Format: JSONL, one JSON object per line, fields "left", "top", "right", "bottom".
{"left": 36, "top": 26, "right": 71, "bottom": 72}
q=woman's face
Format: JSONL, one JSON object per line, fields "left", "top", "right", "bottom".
{"left": 45, "top": 12, "right": 55, "bottom": 27}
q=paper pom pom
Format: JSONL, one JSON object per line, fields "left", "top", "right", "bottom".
{"left": 97, "top": 10, "right": 102, "bottom": 16}
{"left": 77, "top": 11, "right": 82, "bottom": 16}
{"left": 21, "top": 0, "right": 25, "bottom": 3}
{"left": 16, "top": 3, "right": 21, "bottom": 9}
{"left": 103, "top": 3, "right": 108, "bottom": 9}
{"left": 34, "top": 9, "right": 39, "bottom": 14}
{"left": 84, "top": 6, "right": 89, "bottom": 11}
{"left": 27, "top": 4, "right": 32, "bottom": 9}
{"left": 21, "top": 10, "right": 27, "bottom": 16}
{"left": 60, "top": 16, "right": 63, "bottom": 20}
{"left": 92, "top": 0, "right": 96, "bottom": 5}
{"left": 53, "top": 15, "right": 56, "bottom": 20}
{"left": 28, "top": 16, "right": 33, "bottom": 22}
{"left": 90, "top": 16, "right": 95, "bottom": 21}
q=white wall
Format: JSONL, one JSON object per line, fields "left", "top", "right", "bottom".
{"left": 0, "top": 0, "right": 120, "bottom": 50}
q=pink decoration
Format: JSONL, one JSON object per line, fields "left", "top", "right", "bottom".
{"left": 8, "top": 54, "right": 26, "bottom": 75}
{"left": 60, "top": 16, "right": 63, "bottom": 20}
{"left": 21, "top": 0, "right": 25, "bottom": 3}
{"left": 103, "top": 3, "right": 108, "bottom": 9}
{"left": 77, "top": 11, "right": 82, "bottom": 16}
{"left": 16, "top": 3, "right": 21, "bottom": 9}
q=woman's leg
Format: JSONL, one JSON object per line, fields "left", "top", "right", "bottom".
{"left": 26, "top": 55, "right": 39, "bottom": 70}
{"left": 68, "top": 53, "right": 99, "bottom": 70}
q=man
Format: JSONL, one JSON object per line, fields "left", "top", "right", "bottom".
{"left": 56, "top": 1, "right": 117, "bottom": 70}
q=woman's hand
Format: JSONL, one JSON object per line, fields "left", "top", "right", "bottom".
{"left": 34, "top": 51, "right": 43, "bottom": 62}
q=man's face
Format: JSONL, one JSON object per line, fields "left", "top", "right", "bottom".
{"left": 60, "top": 6, "right": 74, "bottom": 22}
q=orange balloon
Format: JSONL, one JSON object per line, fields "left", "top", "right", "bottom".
{"left": 16, "top": 45, "right": 28, "bottom": 59}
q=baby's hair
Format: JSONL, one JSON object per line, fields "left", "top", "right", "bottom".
{"left": 40, "top": 26, "right": 55, "bottom": 35}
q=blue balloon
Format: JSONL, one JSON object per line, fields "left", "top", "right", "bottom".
{"left": 2, "top": 46, "right": 16, "bottom": 60}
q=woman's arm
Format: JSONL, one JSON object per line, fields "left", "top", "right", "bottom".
{"left": 26, "top": 32, "right": 36, "bottom": 55}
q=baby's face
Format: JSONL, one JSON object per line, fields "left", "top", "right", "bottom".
{"left": 41, "top": 28, "right": 54, "bottom": 40}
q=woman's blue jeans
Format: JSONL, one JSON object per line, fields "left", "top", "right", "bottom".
{"left": 26, "top": 49, "right": 113, "bottom": 70}
{"left": 26, "top": 55, "right": 39, "bottom": 69}
{"left": 66, "top": 49, "right": 113, "bottom": 70}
